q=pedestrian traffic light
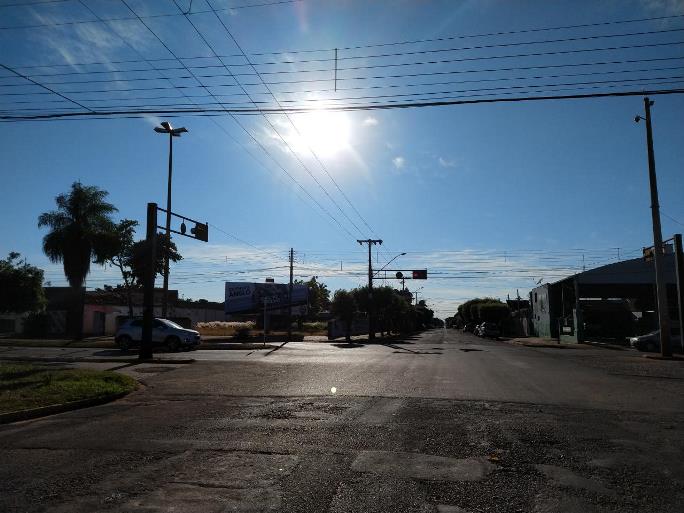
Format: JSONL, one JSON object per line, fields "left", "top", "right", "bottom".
{"left": 412, "top": 269, "right": 427, "bottom": 279}
{"left": 396, "top": 271, "right": 403, "bottom": 279}
{"left": 190, "top": 222, "right": 208, "bottom": 242}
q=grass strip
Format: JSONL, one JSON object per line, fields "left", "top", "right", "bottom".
{"left": 0, "top": 363, "right": 137, "bottom": 414}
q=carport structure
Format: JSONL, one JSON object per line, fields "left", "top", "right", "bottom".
{"left": 530, "top": 253, "right": 679, "bottom": 343}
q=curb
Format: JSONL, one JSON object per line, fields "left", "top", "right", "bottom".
{"left": 0, "top": 356, "right": 195, "bottom": 365}
{"left": 0, "top": 391, "right": 130, "bottom": 425}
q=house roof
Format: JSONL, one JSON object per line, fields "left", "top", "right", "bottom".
{"left": 558, "top": 254, "right": 677, "bottom": 286}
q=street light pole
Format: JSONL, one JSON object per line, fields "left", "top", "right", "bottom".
{"left": 163, "top": 130, "right": 173, "bottom": 319}
{"left": 636, "top": 98, "right": 671, "bottom": 357}
{"left": 154, "top": 121, "right": 187, "bottom": 319}
{"left": 374, "top": 252, "right": 406, "bottom": 276}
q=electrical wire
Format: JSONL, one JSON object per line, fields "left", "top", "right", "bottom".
{"left": 170, "top": 0, "right": 366, "bottom": 242}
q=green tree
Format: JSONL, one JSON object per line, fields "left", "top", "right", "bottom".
{"left": 477, "top": 302, "right": 511, "bottom": 324}
{"left": 38, "top": 183, "right": 118, "bottom": 337}
{"left": 296, "top": 277, "right": 331, "bottom": 318}
{"left": 0, "top": 252, "right": 46, "bottom": 313}
{"left": 99, "top": 221, "right": 183, "bottom": 318}
{"left": 125, "top": 234, "right": 182, "bottom": 286}
{"left": 102, "top": 219, "right": 138, "bottom": 318}
{"left": 38, "top": 182, "right": 118, "bottom": 289}
{"left": 331, "top": 289, "right": 357, "bottom": 342}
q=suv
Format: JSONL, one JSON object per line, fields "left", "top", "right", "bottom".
{"left": 479, "top": 322, "right": 500, "bottom": 339}
{"left": 115, "top": 318, "right": 201, "bottom": 352}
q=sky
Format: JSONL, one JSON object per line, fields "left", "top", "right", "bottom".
{"left": 1, "top": 0, "right": 683, "bottom": 319}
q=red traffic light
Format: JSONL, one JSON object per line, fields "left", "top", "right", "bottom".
{"left": 412, "top": 270, "right": 427, "bottom": 279}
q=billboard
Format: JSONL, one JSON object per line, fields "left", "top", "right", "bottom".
{"left": 225, "top": 282, "right": 309, "bottom": 314}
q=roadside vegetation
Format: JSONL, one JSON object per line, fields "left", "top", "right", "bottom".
{"left": 196, "top": 321, "right": 255, "bottom": 337}
{"left": 0, "top": 363, "right": 137, "bottom": 414}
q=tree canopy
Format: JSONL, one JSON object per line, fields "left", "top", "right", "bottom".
{"left": 0, "top": 253, "right": 46, "bottom": 313}
{"left": 38, "top": 182, "right": 118, "bottom": 288}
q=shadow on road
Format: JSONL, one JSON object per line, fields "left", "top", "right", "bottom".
{"left": 332, "top": 342, "right": 366, "bottom": 349}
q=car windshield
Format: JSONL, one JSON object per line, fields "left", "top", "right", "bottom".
{"left": 158, "top": 319, "right": 183, "bottom": 329}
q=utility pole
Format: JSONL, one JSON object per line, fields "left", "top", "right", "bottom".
{"left": 674, "top": 234, "right": 684, "bottom": 353}
{"left": 288, "top": 248, "right": 294, "bottom": 342}
{"left": 141, "top": 203, "right": 157, "bottom": 360}
{"left": 357, "top": 239, "right": 382, "bottom": 340}
{"left": 636, "top": 97, "right": 671, "bottom": 357}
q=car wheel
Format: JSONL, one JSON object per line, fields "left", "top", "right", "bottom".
{"left": 116, "top": 335, "right": 132, "bottom": 352}
{"left": 166, "top": 336, "right": 181, "bottom": 352}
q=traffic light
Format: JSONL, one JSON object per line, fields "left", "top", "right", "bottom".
{"left": 412, "top": 269, "right": 427, "bottom": 279}
{"left": 190, "top": 222, "right": 208, "bottom": 242}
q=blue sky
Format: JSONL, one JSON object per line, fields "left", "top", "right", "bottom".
{"left": 1, "top": 0, "right": 683, "bottom": 318}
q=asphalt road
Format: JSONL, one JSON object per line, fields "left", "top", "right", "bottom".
{"left": 1, "top": 329, "right": 683, "bottom": 512}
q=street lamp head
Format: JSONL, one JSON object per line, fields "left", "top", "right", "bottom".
{"left": 635, "top": 115, "right": 642, "bottom": 123}
{"left": 170, "top": 127, "right": 188, "bottom": 137}
{"left": 400, "top": 252, "right": 406, "bottom": 256}
{"left": 154, "top": 126, "right": 168, "bottom": 133}
{"left": 160, "top": 121, "right": 172, "bottom": 131}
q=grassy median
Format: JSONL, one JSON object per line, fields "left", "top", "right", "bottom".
{"left": 0, "top": 363, "right": 137, "bottom": 414}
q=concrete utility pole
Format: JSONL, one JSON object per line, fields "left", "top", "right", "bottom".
{"left": 288, "top": 248, "right": 294, "bottom": 342}
{"left": 674, "top": 234, "right": 684, "bottom": 353}
{"left": 153, "top": 121, "right": 187, "bottom": 319}
{"left": 357, "top": 239, "right": 383, "bottom": 340}
{"left": 636, "top": 97, "right": 671, "bottom": 357}
{"left": 141, "top": 203, "right": 157, "bottom": 360}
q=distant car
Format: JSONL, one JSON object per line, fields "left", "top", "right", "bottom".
{"left": 629, "top": 329, "right": 682, "bottom": 353}
{"left": 479, "top": 322, "right": 500, "bottom": 339}
{"left": 115, "top": 318, "right": 201, "bottom": 352}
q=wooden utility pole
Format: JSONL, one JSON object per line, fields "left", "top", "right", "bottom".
{"left": 637, "top": 97, "right": 671, "bottom": 357}
{"left": 357, "top": 239, "right": 382, "bottom": 340}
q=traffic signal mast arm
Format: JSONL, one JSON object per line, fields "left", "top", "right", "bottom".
{"left": 373, "top": 269, "right": 428, "bottom": 279}
{"left": 156, "top": 207, "right": 208, "bottom": 242}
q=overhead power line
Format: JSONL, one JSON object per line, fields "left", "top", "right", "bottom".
{"left": 115, "top": 0, "right": 362, "bottom": 243}
{"left": 3, "top": 88, "right": 683, "bottom": 121}
{"left": 169, "top": 0, "right": 366, "bottom": 242}
{"left": 199, "top": 0, "right": 378, "bottom": 239}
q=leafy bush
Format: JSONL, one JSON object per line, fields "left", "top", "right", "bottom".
{"left": 22, "top": 312, "right": 50, "bottom": 338}
{"left": 301, "top": 321, "right": 327, "bottom": 332}
{"left": 195, "top": 321, "right": 255, "bottom": 337}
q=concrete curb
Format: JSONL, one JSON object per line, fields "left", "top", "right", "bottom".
{"left": 0, "top": 356, "right": 195, "bottom": 364}
{"left": 0, "top": 391, "right": 130, "bottom": 425}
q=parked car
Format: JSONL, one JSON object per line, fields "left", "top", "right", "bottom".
{"left": 629, "top": 328, "right": 682, "bottom": 353}
{"left": 479, "top": 322, "right": 501, "bottom": 339}
{"left": 115, "top": 318, "right": 201, "bottom": 352}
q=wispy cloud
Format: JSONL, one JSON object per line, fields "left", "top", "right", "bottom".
{"left": 392, "top": 156, "right": 405, "bottom": 169}
{"left": 438, "top": 157, "right": 457, "bottom": 168}
{"left": 362, "top": 116, "right": 379, "bottom": 127}
{"left": 639, "top": 0, "right": 684, "bottom": 15}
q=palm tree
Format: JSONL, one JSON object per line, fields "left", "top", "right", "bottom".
{"left": 38, "top": 182, "right": 118, "bottom": 337}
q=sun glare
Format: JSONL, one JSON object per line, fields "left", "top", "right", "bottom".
{"left": 294, "top": 111, "right": 351, "bottom": 157}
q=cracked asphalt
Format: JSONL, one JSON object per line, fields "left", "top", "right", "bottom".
{"left": 1, "top": 329, "right": 683, "bottom": 512}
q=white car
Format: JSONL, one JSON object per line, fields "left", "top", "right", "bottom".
{"left": 115, "top": 318, "right": 200, "bottom": 352}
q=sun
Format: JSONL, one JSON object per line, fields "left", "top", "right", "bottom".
{"left": 294, "top": 110, "right": 351, "bottom": 157}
